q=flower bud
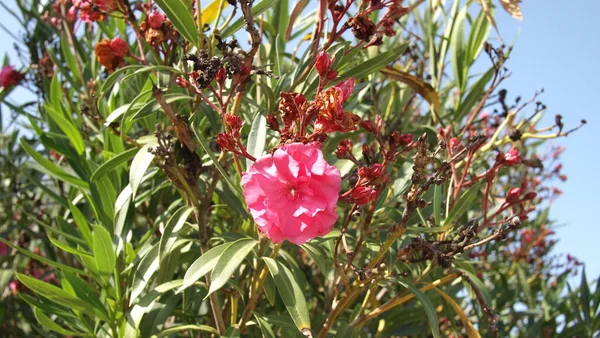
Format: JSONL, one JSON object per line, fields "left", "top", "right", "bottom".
{"left": 176, "top": 76, "right": 190, "bottom": 88}
{"left": 361, "top": 120, "right": 376, "bottom": 133}
{"left": 266, "top": 114, "right": 279, "bottom": 131}
{"left": 225, "top": 113, "right": 243, "bottom": 136}
{"left": 215, "top": 67, "right": 226, "bottom": 85}
{"left": 502, "top": 149, "right": 523, "bottom": 166}
{"left": 316, "top": 50, "right": 332, "bottom": 78}
{"left": 335, "top": 140, "right": 353, "bottom": 159}
{"left": 505, "top": 187, "right": 522, "bottom": 204}
{"left": 524, "top": 192, "right": 538, "bottom": 200}
{"left": 350, "top": 186, "right": 378, "bottom": 205}
{"left": 216, "top": 133, "right": 236, "bottom": 152}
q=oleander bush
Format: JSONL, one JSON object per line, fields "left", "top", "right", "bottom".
{"left": 0, "top": 0, "right": 597, "bottom": 337}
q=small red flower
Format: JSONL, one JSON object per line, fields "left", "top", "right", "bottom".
{"left": 0, "top": 66, "right": 24, "bottom": 88}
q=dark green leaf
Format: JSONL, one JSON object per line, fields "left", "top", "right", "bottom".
{"left": 263, "top": 257, "right": 312, "bottom": 335}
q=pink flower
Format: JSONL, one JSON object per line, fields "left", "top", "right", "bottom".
{"left": 0, "top": 66, "right": 24, "bottom": 88}
{"left": 148, "top": 10, "right": 167, "bottom": 29}
{"left": 242, "top": 143, "right": 341, "bottom": 244}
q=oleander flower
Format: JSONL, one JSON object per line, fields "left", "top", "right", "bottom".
{"left": 95, "top": 37, "right": 128, "bottom": 72}
{"left": 0, "top": 66, "right": 24, "bottom": 88}
{"left": 241, "top": 143, "right": 341, "bottom": 244}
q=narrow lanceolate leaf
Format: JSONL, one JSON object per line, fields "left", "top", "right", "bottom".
{"left": 20, "top": 139, "right": 89, "bottom": 189}
{"left": 433, "top": 287, "right": 481, "bottom": 338}
{"left": 381, "top": 66, "right": 441, "bottom": 113}
{"left": 396, "top": 279, "right": 440, "bottom": 338}
{"left": 33, "top": 307, "right": 88, "bottom": 337}
{"left": 246, "top": 113, "right": 267, "bottom": 168}
{"left": 179, "top": 242, "right": 230, "bottom": 293}
{"left": 130, "top": 244, "right": 160, "bottom": 305}
{"left": 92, "top": 225, "right": 115, "bottom": 279}
{"left": 153, "top": 325, "right": 219, "bottom": 337}
{"left": 16, "top": 274, "right": 92, "bottom": 315}
{"left": 444, "top": 183, "right": 481, "bottom": 226}
{"left": 0, "top": 238, "right": 90, "bottom": 276}
{"left": 263, "top": 257, "right": 312, "bottom": 336}
{"left": 206, "top": 238, "right": 258, "bottom": 297}
{"left": 91, "top": 147, "right": 138, "bottom": 182}
{"left": 336, "top": 43, "right": 408, "bottom": 83}
{"left": 154, "top": 0, "right": 198, "bottom": 47}
{"left": 129, "top": 142, "right": 156, "bottom": 199}
{"left": 159, "top": 206, "right": 195, "bottom": 261}
{"left": 45, "top": 105, "right": 85, "bottom": 155}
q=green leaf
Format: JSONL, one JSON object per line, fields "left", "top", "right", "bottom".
{"left": 92, "top": 225, "right": 116, "bottom": 279}
{"left": 16, "top": 274, "right": 93, "bottom": 315}
{"left": 335, "top": 43, "right": 408, "bottom": 84}
{"left": 246, "top": 113, "right": 267, "bottom": 168}
{"left": 91, "top": 147, "right": 138, "bottom": 182}
{"left": 262, "top": 257, "right": 312, "bottom": 335}
{"left": 44, "top": 105, "right": 85, "bottom": 155}
{"left": 222, "top": 325, "right": 241, "bottom": 338}
{"left": 450, "top": 7, "right": 467, "bottom": 93}
{"left": 159, "top": 206, "right": 195, "bottom": 261}
{"left": 20, "top": 139, "right": 89, "bottom": 189}
{"left": 33, "top": 307, "right": 88, "bottom": 337}
{"left": 396, "top": 279, "right": 440, "bottom": 338}
{"left": 154, "top": 0, "right": 198, "bottom": 47}
{"left": 130, "top": 94, "right": 193, "bottom": 121}
{"left": 453, "top": 67, "right": 494, "bottom": 120}
{"left": 69, "top": 204, "right": 93, "bottom": 248}
{"left": 300, "top": 243, "right": 330, "bottom": 280}
{"left": 61, "top": 271, "right": 108, "bottom": 321}
{"left": 0, "top": 238, "right": 90, "bottom": 276}
{"left": 580, "top": 269, "right": 591, "bottom": 323}
{"left": 60, "top": 33, "right": 82, "bottom": 86}
{"left": 179, "top": 242, "right": 229, "bottom": 292}
{"left": 220, "top": 0, "right": 279, "bottom": 37}
{"left": 130, "top": 142, "right": 156, "bottom": 199}
{"left": 255, "top": 314, "right": 276, "bottom": 338}
{"left": 207, "top": 238, "right": 258, "bottom": 297}
{"left": 443, "top": 182, "right": 480, "bottom": 226}
{"left": 130, "top": 244, "right": 160, "bottom": 305}
{"left": 152, "top": 325, "right": 219, "bottom": 338}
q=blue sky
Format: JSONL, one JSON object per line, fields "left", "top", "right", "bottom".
{"left": 491, "top": 1, "right": 600, "bottom": 279}
{"left": 1, "top": 1, "right": 598, "bottom": 279}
